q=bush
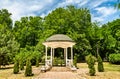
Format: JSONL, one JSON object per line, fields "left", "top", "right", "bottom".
{"left": 19, "top": 58, "right": 24, "bottom": 70}
{"left": 73, "top": 54, "right": 77, "bottom": 67}
{"left": 25, "top": 58, "right": 33, "bottom": 76}
{"left": 36, "top": 56, "right": 39, "bottom": 67}
{"left": 86, "top": 54, "right": 96, "bottom": 76}
{"left": 97, "top": 55, "right": 104, "bottom": 72}
{"left": 109, "top": 54, "right": 120, "bottom": 64}
{"left": 13, "top": 59, "right": 19, "bottom": 74}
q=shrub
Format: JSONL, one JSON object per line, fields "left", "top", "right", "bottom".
{"left": 19, "top": 58, "right": 24, "bottom": 70}
{"left": 97, "top": 55, "right": 104, "bottom": 72}
{"left": 36, "top": 56, "right": 39, "bottom": 67}
{"left": 109, "top": 54, "right": 120, "bottom": 64}
{"left": 73, "top": 54, "right": 77, "bottom": 67}
{"left": 13, "top": 59, "right": 19, "bottom": 74}
{"left": 25, "top": 58, "right": 33, "bottom": 76}
{"left": 86, "top": 54, "right": 96, "bottom": 76}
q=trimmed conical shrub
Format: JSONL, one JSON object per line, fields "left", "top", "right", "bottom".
{"left": 86, "top": 54, "right": 96, "bottom": 76}
{"left": 97, "top": 55, "right": 104, "bottom": 72}
{"left": 36, "top": 57, "right": 39, "bottom": 67}
{"left": 19, "top": 58, "right": 24, "bottom": 70}
{"left": 13, "top": 59, "right": 19, "bottom": 74}
{"left": 25, "top": 58, "right": 33, "bottom": 76}
{"left": 73, "top": 54, "right": 77, "bottom": 67}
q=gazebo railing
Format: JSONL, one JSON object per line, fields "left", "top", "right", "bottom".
{"left": 45, "top": 60, "right": 52, "bottom": 66}
{"left": 66, "top": 59, "right": 73, "bottom": 67}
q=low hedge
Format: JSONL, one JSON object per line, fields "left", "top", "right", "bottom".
{"left": 109, "top": 54, "right": 120, "bottom": 64}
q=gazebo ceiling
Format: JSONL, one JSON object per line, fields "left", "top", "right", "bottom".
{"left": 43, "top": 34, "right": 75, "bottom": 48}
{"left": 46, "top": 34, "right": 74, "bottom": 42}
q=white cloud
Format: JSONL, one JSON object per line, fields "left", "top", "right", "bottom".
{"left": 92, "top": 16, "right": 104, "bottom": 22}
{"left": 0, "top": 0, "right": 54, "bottom": 21}
{"left": 78, "top": 0, "right": 88, "bottom": 6}
{"left": 0, "top": 0, "right": 119, "bottom": 25}
{"left": 92, "top": 7, "right": 117, "bottom": 23}
{"left": 95, "top": 7, "right": 117, "bottom": 17}
{"left": 88, "top": 0, "right": 108, "bottom": 9}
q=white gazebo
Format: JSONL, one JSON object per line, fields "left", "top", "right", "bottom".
{"left": 43, "top": 34, "right": 75, "bottom": 67}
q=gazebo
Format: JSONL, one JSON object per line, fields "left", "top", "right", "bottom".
{"left": 43, "top": 34, "right": 75, "bottom": 67}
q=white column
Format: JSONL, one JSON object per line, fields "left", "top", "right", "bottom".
{"left": 71, "top": 46, "right": 73, "bottom": 65}
{"left": 64, "top": 48, "right": 66, "bottom": 64}
{"left": 45, "top": 45, "right": 47, "bottom": 66}
{"left": 53, "top": 48, "right": 54, "bottom": 60}
{"left": 66, "top": 48, "right": 67, "bottom": 66}
{"left": 51, "top": 47, "right": 53, "bottom": 66}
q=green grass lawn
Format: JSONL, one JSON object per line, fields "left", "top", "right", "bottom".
{"left": 77, "top": 62, "right": 120, "bottom": 79}
{"left": 77, "top": 62, "right": 120, "bottom": 72}
{"left": 104, "top": 62, "right": 120, "bottom": 71}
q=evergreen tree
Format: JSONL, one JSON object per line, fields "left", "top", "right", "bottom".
{"left": 13, "top": 59, "right": 19, "bottom": 74}
{"left": 97, "top": 55, "right": 104, "bottom": 72}
{"left": 73, "top": 54, "right": 77, "bottom": 67}
{"left": 25, "top": 58, "right": 33, "bottom": 76}
{"left": 36, "top": 56, "right": 39, "bottom": 67}
{"left": 19, "top": 58, "right": 24, "bottom": 70}
{"left": 86, "top": 54, "right": 96, "bottom": 76}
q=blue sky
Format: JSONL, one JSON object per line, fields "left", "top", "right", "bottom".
{"left": 0, "top": 0, "right": 119, "bottom": 25}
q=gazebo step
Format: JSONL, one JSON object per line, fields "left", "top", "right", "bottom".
{"left": 50, "top": 67, "right": 71, "bottom": 72}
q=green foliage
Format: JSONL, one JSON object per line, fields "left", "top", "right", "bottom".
{"left": 13, "top": 58, "right": 19, "bottom": 74}
{"left": 45, "top": 6, "right": 92, "bottom": 60}
{"left": 19, "top": 58, "right": 24, "bottom": 70}
{"left": 109, "top": 54, "right": 120, "bottom": 64}
{"left": 25, "top": 58, "right": 33, "bottom": 76}
{"left": 0, "top": 24, "right": 20, "bottom": 67}
{"left": 97, "top": 19, "right": 120, "bottom": 60}
{"left": 36, "top": 56, "right": 39, "bottom": 67}
{"left": 97, "top": 55, "right": 104, "bottom": 72}
{"left": 0, "top": 9, "right": 12, "bottom": 29}
{"left": 86, "top": 54, "right": 96, "bottom": 76}
{"left": 53, "top": 57, "right": 64, "bottom": 66}
{"left": 73, "top": 54, "right": 77, "bottom": 67}
{"left": 13, "top": 16, "right": 43, "bottom": 48}
{"left": 14, "top": 47, "right": 42, "bottom": 66}
{"left": 0, "top": 5, "right": 120, "bottom": 65}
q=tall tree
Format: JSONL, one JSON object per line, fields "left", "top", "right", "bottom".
{"left": 0, "top": 24, "right": 19, "bottom": 67}
{"left": 0, "top": 9, "right": 12, "bottom": 29}
{"left": 13, "top": 16, "right": 43, "bottom": 47}
{"left": 44, "top": 5, "right": 92, "bottom": 60}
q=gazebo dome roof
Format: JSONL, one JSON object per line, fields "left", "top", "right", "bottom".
{"left": 43, "top": 34, "right": 75, "bottom": 48}
{"left": 46, "top": 34, "right": 74, "bottom": 42}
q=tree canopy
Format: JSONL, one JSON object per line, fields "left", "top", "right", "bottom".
{"left": 0, "top": 5, "right": 120, "bottom": 67}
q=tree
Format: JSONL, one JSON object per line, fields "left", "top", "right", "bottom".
{"left": 19, "top": 58, "right": 24, "bottom": 70}
{"left": 13, "top": 58, "right": 19, "bottom": 74}
{"left": 0, "top": 9, "right": 12, "bottom": 29}
{"left": 0, "top": 24, "right": 20, "bottom": 67}
{"left": 13, "top": 16, "right": 43, "bottom": 47}
{"left": 97, "top": 55, "right": 104, "bottom": 72}
{"left": 101, "top": 19, "right": 120, "bottom": 60}
{"left": 25, "top": 58, "right": 33, "bottom": 76}
{"left": 88, "top": 22, "right": 103, "bottom": 57}
{"left": 73, "top": 54, "right": 78, "bottom": 67}
{"left": 36, "top": 56, "right": 39, "bottom": 67}
{"left": 86, "top": 54, "right": 96, "bottom": 76}
{"left": 44, "top": 5, "right": 92, "bottom": 60}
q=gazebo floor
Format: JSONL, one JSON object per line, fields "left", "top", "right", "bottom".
{"left": 50, "top": 67, "right": 71, "bottom": 72}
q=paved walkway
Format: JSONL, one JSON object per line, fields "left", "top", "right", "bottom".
{"left": 33, "top": 67, "right": 87, "bottom": 79}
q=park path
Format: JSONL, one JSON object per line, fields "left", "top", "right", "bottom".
{"left": 32, "top": 67, "right": 87, "bottom": 79}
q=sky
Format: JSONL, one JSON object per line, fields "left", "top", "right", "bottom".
{"left": 0, "top": 0, "right": 120, "bottom": 25}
